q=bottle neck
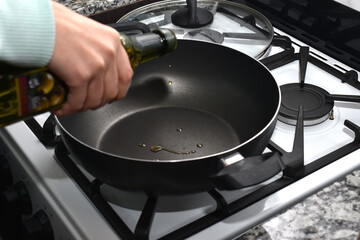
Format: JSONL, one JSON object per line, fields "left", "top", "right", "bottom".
{"left": 120, "top": 29, "right": 177, "bottom": 69}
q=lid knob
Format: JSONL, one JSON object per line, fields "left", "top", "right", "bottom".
{"left": 171, "top": 0, "right": 213, "bottom": 28}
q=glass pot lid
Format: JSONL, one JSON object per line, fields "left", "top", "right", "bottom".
{"left": 118, "top": 0, "right": 274, "bottom": 58}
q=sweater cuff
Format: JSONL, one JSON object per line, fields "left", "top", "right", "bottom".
{"left": 0, "top": 0, "right": 55, "bottom": 67}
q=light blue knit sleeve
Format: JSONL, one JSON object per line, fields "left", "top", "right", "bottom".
{"left": 0, "top": 0, "right": 55, "bottom": 67}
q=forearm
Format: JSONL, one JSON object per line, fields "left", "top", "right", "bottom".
{"left": 0, "top": 0, "right": 55, "bottom": 67}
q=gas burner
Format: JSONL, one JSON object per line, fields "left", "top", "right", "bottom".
{"left": 275, "top": 45, "right": 360, "bottom": 126}
{"left": 278, "top": 83, "right": 334, "bottom": 126}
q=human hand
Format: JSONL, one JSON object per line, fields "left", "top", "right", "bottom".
{"left": 48, "top": 1, "right": 133, "bottom": 116}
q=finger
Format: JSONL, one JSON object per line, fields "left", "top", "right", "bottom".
{"left": 54, "top": 83, "right": 88, "bottom": 116}
{"left": 99, "top": 54, "right": 119, "bottom": 106}
{"left": 84, "top": 75, "right": 105, "bottom": 110}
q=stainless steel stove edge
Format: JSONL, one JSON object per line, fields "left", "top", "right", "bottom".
{"left": 0, "top": 122, "right": 120, "bottom": 240}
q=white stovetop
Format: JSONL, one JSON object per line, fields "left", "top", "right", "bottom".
{"left": 1, "top": 28, "right": 360, "bottom": 240}
{"left": 333, "top": 0, "right": 360, "bottom": 11}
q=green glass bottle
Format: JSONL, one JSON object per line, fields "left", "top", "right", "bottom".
{"left": 0, "top": 29, "right": 177, "bottom": 127}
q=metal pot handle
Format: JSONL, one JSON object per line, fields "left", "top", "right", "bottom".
{"left": 210, "top": 151, "right": 285, "bottom": 190}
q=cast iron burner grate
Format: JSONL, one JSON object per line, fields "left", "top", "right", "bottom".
{"left": 24, "top": 101, "right": 360, "bottom": 240}
{"left": 260, "top": 42, "right": 360, "bottom": 126}
{"left": 236, "top": 0, "right": 360, "bottom": 72}
{"left": 22, "top": 34, "right": 360, "bottom": 240}
{"left": 278, "top": 46, "right": 334, "bottom": 126}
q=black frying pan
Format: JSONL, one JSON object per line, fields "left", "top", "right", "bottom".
{"left": 56, "top": 40, "right": 282, "bottom": 195}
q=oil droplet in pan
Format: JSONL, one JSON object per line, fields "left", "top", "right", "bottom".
{"left": 150, "top": 145, "right": 163, "bottom": 152}
{"left": 139, "top": 143, "right": 146, "bottom": 147}
{"left": 150, "top": 145, "right": 196, "bottom": 155}
{"left": 176, "top": 128, "right": 183, "bottom": 132}
{"left": 196, "top": 143, "right": 203, "bottom": 148}
{"left": 168, "top": 81, "right": 173, "bottom": 85}
{"left": 150, "top": 145, "right": 180, "bottom": 154}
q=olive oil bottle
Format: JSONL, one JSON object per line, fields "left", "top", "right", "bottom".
{"left": 0, "top": 29, "right": 177, "bottom": 127}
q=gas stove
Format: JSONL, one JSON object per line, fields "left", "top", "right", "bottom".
{"left": 0, "top": 1, "right": 360, "bottom": 239}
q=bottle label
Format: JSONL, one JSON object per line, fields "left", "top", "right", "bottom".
{"left": 0, "top": 67, "right": 66, "bottom": 128}
{"left": 15, "top": 70, "right": 66, "bottom": 116}
{"left": 17, "top": 75, "right": 31, "bottom": 115}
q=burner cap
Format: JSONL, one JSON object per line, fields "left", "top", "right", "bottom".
{"left": 279, "top": 83, "right": 334, "bottom": 126}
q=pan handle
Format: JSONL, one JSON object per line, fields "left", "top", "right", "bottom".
{"left": 107, "top": 21, "right": 151, "bottom": 35}
{"left": 210, "top": 152, "right": 285, "bottom": 190}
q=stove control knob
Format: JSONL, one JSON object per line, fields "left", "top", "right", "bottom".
{"left": 0, "top": 155, "right": 12, "bottom": 188}
{"left": 0, "top": 181, "right": 32, "bottom": 216}
{"left": 22, "top": 210, "right": 54, "bottom": 240}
